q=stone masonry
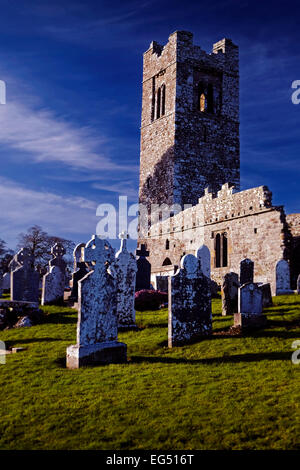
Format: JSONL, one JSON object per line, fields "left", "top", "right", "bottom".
{"left": 141, "top": 184, "right": 291, "bottom": 295}
{"left": 139, "top": 31, "right": 240, "bottom": 215}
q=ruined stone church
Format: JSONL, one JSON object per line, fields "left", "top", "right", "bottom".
{"left": 137, "top": 30, "right": 300, "bottom": 295}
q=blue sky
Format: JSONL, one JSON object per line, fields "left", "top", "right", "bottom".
{"left": 0, "top": 0, "right": 299, "bottom": 251}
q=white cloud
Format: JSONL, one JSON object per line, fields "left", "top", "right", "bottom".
{"left": 92, "top": 181, "right": 138, "bottom": 202}
{"left": 0, "top": 99, "right": 135, "bottom": 172}
{"left": 0, "top": 177, "right": 99, "bottom": 248}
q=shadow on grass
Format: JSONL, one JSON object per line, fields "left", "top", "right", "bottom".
{"left": 139, "top": 323, "right": 168, "bottom": 329}
{"left": 129, "top": 351, "right": 292, "bottom": 365}
{"left": 43, "top": 314, "right": 77, "bottom": 325}
{"left": 5, "top": 337, "right": 63, "bottom": 349}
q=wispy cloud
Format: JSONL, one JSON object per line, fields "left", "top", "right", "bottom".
{"left": 92, "top": 180, "right": 138, "bottom": 202}
{"left": 0, "top": 98, "right": 137, "bottom": 172}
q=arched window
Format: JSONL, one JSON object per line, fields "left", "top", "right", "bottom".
{"left": 200, "top": 93, "right": 206, "bottom": 112}
{"left": 215, "top": 232, "right": 228, "bottom": 268}
{"left": 151, "top": 77, "right": 156, "bottom": 121}
{"left": 215, "top": 233, "right": 221, "bottom": 268}
{"left": 198, "top": 82, "right": 206, "bottom": 112}
{"left": 161, "top": 84, "right": 166, "bottom": 116}
{"left": 165, "top": 239, "right": 169, "bottom": 250}
{"left": 156, "top": 87, "right": 161, "bottom": 119}
{"left": 222, "top": 233, "right": 228, "bottom": 267}
{"left": 162, "top": 257, "right": 172, "bottom": 266}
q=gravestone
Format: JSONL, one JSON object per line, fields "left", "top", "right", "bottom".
{"left": 110, "top": 232, "right": 137, "bottom": 329}
{"left": 276, "top": 259, "right": 293, "bottom": 295}
{"left": 234, "top": 282, "right": 266, "bottom": 329}
{"left": 221, "top": 272, "right": 239, "bottom": 316}
{"left": 258, "top": 283, "right": 273, "bottom": 307}
{"left": 11, "top": 248, "right": 39, "bottom": 303}
{"left": 42, "top": 243, "right": 66, "bottom": 305}
{"left": 156, "top": 275, "right": 168, "bottom": 292}
{"left": 297, "top": 274, "right": 300, "bottom": 295}
{"left": 135, "top": 244, "right": 151, "bottom": 291}
{"left": 70, "top": 243, "right": 88, "bottom": 303}
{"left": 66, "top": 236, "right": 126, "bottom": 369}
{"left": 196, "top": 245, "right": 211, "bottom": 278}
{"left": 240, "top": 258, "right": 254, "bottom": 285}
{"left": 168, "top": 254, "right": 212, "bottom": 348}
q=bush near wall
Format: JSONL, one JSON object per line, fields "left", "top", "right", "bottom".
{"left": 135, "top": 289, "right": 168, "bottom": 311}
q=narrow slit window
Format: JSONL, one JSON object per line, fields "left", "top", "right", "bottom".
{"left": 200, "top": 93, "right": 206, "bottom": 112}
{"left": 161, "top": 84, "right": 166, "bottom": 116}
{"left": 215, "top": 233, "right": 221, "bottom": 268}
{"left": 222, "top": 233, "right": 228, "bottom": 267}
{"left": 156, "top": 87, "right": 161, "bottom": 119}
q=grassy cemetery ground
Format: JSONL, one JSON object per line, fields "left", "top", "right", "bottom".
{"left": 0, "top": 294, "right": 299, "bottom": 450}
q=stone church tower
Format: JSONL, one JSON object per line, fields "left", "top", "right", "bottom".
{"left": 139, "top": 30, "right": 240, "bottom": 211}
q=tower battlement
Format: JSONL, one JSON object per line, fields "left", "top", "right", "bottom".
{"left": 139, "top": 30, "right": 240, "bottom": 214}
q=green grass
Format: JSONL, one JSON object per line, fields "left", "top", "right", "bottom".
{"left": 0, "top": 295, "right": 299, "bottom": 450}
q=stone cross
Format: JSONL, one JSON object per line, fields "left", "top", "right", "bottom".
{"left": 110, "top": 232, "right": 137, "bottom": 329}
{"left": 168, "top": 254, "right": 212, "bottom": 348}
{"left": 135, "top": 244, "right": 151, "bottom": 291}
{"left": 70, "top": 243, "right": 88, "bottom": 303}
{"left": 136, "top": 244, "right": 149, "bottom": 258}
{"left": 276, "top": 259, "right": 292, "bottom": 295}
{"left": 66, "top": 236, "right": 126, "bottom": 369}
{"left": 240, "top": 258, "right": 254, "bottom": 285}
{"left": 221, "top": 272, "right": 239, "bottom": 316}
{"left": 234, "top": 282, "right": 266, "bottom": 329}
{"left": 11, "top": 248, "right": 39, "bottom": 303}
{"left": 41, "top": 242, "right": 66, "bottom": 305}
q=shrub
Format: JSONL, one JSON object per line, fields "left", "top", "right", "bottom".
{"left": 135, "top": 289, "right": 168, "bottom": 311}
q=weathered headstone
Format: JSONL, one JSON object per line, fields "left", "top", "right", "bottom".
{"left": 110, "top": 232, "right": 137, "bottom": 329}
{"left": 258, "top": 283, "right": 273, "bottom": 307}
{"left": 240, "top": 258, "right": 254, "bottom": 285}
{"left": 168, "top": 254, "right": 212, "bottom": 347}
{"left": 66, "top": 236, "right": 126, "bottom": 369}
{"left": 297, "top": 274, "right": 300, "bottom": 295}
{"left": 135, "top": 244, "right": 151, "bottom": 291}
{"left": 234, "top": 282, "right": 266, "bottom": 329}
{"left": 70, "top": 243, "right": 88, "bottom": 303}
{"left": 196, "top": 244, "right": 211, "bottom": 278}
{"left": 11, "top": 248, "right": 39, "bottom": 303}
{"left": 221, "top": 272, "right": 239, "bottom": 316}
{"left": 276, "top": 259, "right": 293, "bottom": 295}
{"left": 156, "top": 275, "right": 168, "bottom": 292}
{"left": 42, "top": 243, "right": 66, "bottom": 305}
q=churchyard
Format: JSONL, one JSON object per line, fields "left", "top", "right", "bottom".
{"left": 0, "top": 292, "right": 299, "bottom": 450}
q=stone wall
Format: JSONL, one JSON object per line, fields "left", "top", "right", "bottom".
{"left": 139, "top": 184, "right": 290, "bottom": 295}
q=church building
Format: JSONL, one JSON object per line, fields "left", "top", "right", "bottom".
{"left": 137, "top": 31, "right": 300, "bottom": 295}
